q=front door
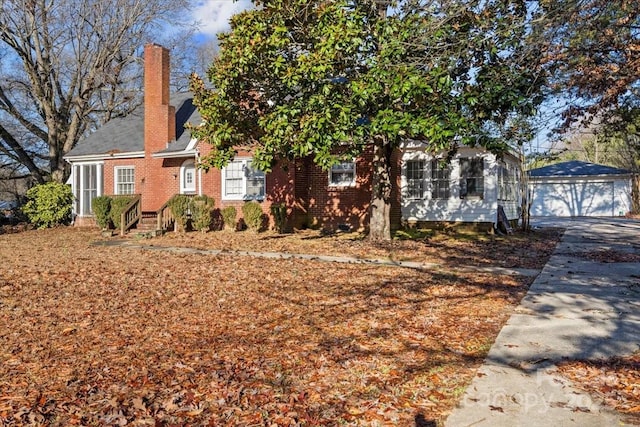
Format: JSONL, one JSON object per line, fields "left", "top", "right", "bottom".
{"left": 181, "top": 160, "right": 196, "bottom": 194}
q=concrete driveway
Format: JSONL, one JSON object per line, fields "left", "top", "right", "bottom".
{"left": 445, "top": 217, "right": 640, "bottom": 427}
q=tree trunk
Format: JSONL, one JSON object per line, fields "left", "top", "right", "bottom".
{"left": 369, "top": 138, "right": 392, "bottom": 241}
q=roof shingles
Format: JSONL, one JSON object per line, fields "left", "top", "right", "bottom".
{"left": 64, "top": 92, "right": 201, "bottom": 159}
{"left": 528, "top": 160, "right": 631, "bottom": 177}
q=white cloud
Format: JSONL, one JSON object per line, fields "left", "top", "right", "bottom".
{"left": 192, "top": 0, "right": 255, "bottom": 39}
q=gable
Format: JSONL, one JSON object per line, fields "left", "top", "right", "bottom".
{"left": 64, "top": 91, "right": 201, "bottom": 160}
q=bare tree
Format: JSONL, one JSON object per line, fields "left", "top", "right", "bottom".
{"left": 0, "top": 0, "right": 194, "bottom": 184}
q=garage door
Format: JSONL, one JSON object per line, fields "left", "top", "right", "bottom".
{"left": 530, "top": 181, "right": 615, "bottom": 217}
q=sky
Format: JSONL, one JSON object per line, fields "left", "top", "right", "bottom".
{"left": 191, "top": 0, "right": 254, "bottom": 41}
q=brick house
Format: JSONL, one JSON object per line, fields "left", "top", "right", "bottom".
{"left": 64, "top": 44, "right": 521, "bottom": 233}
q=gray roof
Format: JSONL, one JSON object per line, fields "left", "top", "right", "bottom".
{"left": 528, "top": 160, "right": 631, "bottom": 177}
{"left": 0, "top": 200, "right": 17, "bottom": 210}
{"left": 65, "top": 91, "right": 201, "bottom": 158}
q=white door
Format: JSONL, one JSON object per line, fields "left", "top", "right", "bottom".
{"left": 181, "top": 160, "right": 196, "bottom": 194}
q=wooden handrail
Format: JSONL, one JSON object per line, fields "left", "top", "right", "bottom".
{"left": 156, "top": 197, "right": 176, "bottom": 232}
{"left": 120, "top": 194, "right": 142, "bottom": 236}
{"left": 156, "top": 194, "right": 197, "bottom": 232}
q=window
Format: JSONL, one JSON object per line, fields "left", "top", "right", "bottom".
{"left": 115, "top": 167, "right": 135, "bottom": 195}
{"left": 72, "top": 163, "right": 103, "bottom": 216}
{"left": 222, "top": 159, "right": 265, "bottom": 200}
{"left": 459, "top": 158, "right": 484, "bottom": 198}
{"left": 329, "top": 161, "right": 356, "bottom": 186}
{"left": 181, "top": 159, "right": 196, "bottom": 194}
{"left": 431, "top": 159, "right": 451, "bottom": 199}
{"left": 498, "top": 163, "right": 519, "bottom": 202}
{"left": 406, "top": 160, "right": 426, "bottom": 200}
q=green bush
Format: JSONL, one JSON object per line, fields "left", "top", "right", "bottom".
{"left": 22, "top": 182, "right": 74, "bottom": 229}
{"left": 190, "top": 195, "right": 214, "bottom": 232}
{"left": 110, "top": 196, "right": 133, "bottom": 230}
{"left": 221, "top": 206, "right": 237, "bottom": 230}
{"left": 242, "top": 201, "right": 264, "bottom": 231}
{"left": 91, "top": 196, "right": 112, "bottom": 229}
{"left": 168, "top": 194, "right": 192, "bottom": 231}
{"left": 270, "top": 203, "right": 287, "bottom": 233}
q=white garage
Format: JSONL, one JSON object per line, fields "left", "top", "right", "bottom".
{"left": 528, "top": 161, "right": 632, "bottom": 217}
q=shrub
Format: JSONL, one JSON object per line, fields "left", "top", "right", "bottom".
{"left": 22, "top": 182, "right": 74, "bottom": 229}
{"left": 110, "top": 196, "right": 133, "bottom": 230}
{"left": 168, "top": 194, "right": 191, "bottom": 232}
{"left": 221, "top": 206, "right": 237, "bottom": 230}
{"left": 190, "top": 195, "right": 214, "bottom": 232}
{"left": 91, "top": 196, "right": 112, "bottom": 229}
{"left": 242, "top": 201, "right": 264, "bottom": 231}
{"left": 270, "top": 203, "right": 287, "bottom": 233}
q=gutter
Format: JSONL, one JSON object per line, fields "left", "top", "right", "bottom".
{"left": 151, "top": 149, "right": 198, "bottom": 159}
{"left": 64, "top": 151, "right": 145, "bottom": 163}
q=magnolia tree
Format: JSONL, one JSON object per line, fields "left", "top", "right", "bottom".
{"left": 191, "top": 0, "right": 545, "bottom": 240}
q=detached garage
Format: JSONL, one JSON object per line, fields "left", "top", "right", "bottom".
{"left": 529, "top": 160, "right": 632, "bottom": 217}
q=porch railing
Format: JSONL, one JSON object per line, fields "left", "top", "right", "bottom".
{"left": 156, "top": 194, "right": 197, "bottom": 232}
{"left": 120, "top": 194, "right": 142, "bottom": 236}
{"left": 156, "top": 197, "right": 176, "bottom": 232}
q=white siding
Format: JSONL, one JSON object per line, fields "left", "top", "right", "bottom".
{"left": 400, "top": 145, "right": 521, "bottom": 224}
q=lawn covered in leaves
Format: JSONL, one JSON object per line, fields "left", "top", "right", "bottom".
{"left": 556, "top": 352, "right": 640, "bottom": 424}
{"left": 0, "top": 228, "right": 560, "bottom": 426}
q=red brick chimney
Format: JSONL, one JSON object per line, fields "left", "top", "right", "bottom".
{"left": 142, "top": 43, "right": 176, "bottom": 212}
{"left": 144, "top": 43, "right": 176, "bottom": 156}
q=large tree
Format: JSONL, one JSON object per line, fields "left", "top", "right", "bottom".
{"left": 191, "top": 0, "right": 545, "bottom": 240}
{"left": 535, "top": 0, "right": 640, "bottom": 131}
{"left": 528, "top": 0, "right": 640, "bottom": 211}
{"left": 0, "top": 0, "right": 194, "bottom": 184}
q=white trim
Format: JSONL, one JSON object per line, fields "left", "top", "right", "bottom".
{"left": 196, "top": 150, "right": 203, "bottom": 196}
{"left": 180, "top": 159, "right": 197, "bottom": 194}
{"left": 328, "top": 161, "right": 356, "bottom": 187}
{"left": 186, "top": 138, "right": 198, "bottom": 151}
{"left": 114, "top": 166, "right": 135, "bottom": 195}
{"left": 221, "top": 158, "right": 266, "bottom": 201}
{"left": 64, "top": 151, "right": 145, "bottom": 163}
{"left": 71, "top": 161, "right": 104, "bottom": 217}
{"left": 151, "top": 149, "right": 198, "bottom": 159}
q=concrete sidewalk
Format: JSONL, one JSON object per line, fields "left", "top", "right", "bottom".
{"left": 445, "top": 218, "right": 640, "bottom": 427}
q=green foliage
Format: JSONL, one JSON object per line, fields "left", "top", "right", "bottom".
{"left": 190, "top": 0, "right": 545, "bottom": 239}
{"left": 22, "top": 182, "right": 74, "bottom": 229}
{"left": 221, "top": 206, "right": 237, "bottom": 230}
{"left": 270, "top": 203, "right": 287, "bottom": 234}
{"left": 91, "top": 196, "right": 112, "bottom": 229}
{"left": 168, "top": 195, "right": 192, "bottom": 232}
{"left": 190, "top": 195, "right": 215, "bottom": 232}
{"left": 242, "top": 201, "right": 264, "bottom": 231}
{"left": 110, "top": 196, "right": 133, "bottom": 230}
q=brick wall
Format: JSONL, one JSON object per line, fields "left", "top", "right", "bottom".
{"left": 196, "top": 147, "right": 296, "bottom": 230}
{"left": 292, "top": 150, "right": 371, "bottom": 232}
{"left": 291, "top": 147, "right": 403, "bottom": 232}
{"left": 104, "top": 43, "right": 404, "bottom": 231}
